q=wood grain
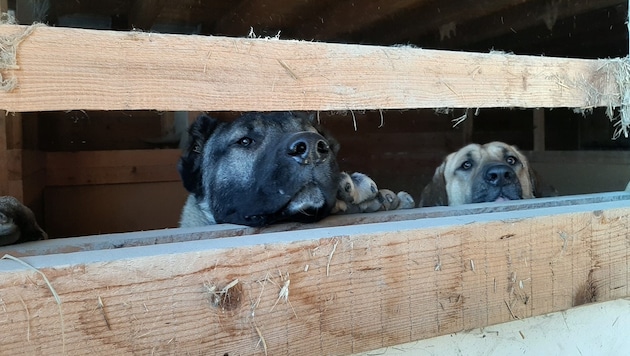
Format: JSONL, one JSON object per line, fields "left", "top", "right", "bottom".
{"left": 0, "top": 197, "right": 629, "bottom": 355}
{"left": 0, "top": 25, "right": 619, "bottom": 112}
{"left": 45, "top": 149, "right": 181, "bottom": 186}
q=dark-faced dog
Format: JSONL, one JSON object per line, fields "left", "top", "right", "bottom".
{"left": 420, "top": 142, "right": 536, "bottom": 207}
{"left": 178, "top": 112, "right": 340, "bottom": 227}
{"left": 0, "top": 196, "right": 48, "bottom": 246}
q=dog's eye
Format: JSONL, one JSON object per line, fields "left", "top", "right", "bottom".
{"left": 237, "top": 137, "right": 253, "bottom": 147}
{"left": 461, "top": 160, "right": 472, "bottom": 170}
{"left": 344, "top": 182, "right": 352, "bottom": 193}
{"left": 192, "top": 144, "right": 202, "bottom": 154}
{"left": 506, "top": 156, "right": 518, "bottom": 165}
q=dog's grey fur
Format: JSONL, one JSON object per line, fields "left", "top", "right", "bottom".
{"left": 178, "top": 112, "right": 340, "bottom": 227}
{"left": 0, "top": 196, "right": 47, "bottom": 246}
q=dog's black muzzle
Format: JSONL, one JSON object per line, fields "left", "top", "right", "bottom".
{"left": 472, "top": 163, "right": 523, "bottom": 203}
{"left": 483, "top": 164, "right": 518, "bottom": 187}
{"left": 286, "top": 132, "right": 332, "bottom": 166}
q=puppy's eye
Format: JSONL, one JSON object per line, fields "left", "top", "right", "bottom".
{"left": 506, "top": 156, "right": 518, "bottom": 165}
{"left": 344, "top": 182, "right": 352, "bottom": 193}
{"left": 461, "top": 160, "right": 472, "bottom": 170}
{"left": 192, "top": 144, "right": 202, "bottom": 154}
{"left": 237, "top": 137, "right": 253, "bottom": 147}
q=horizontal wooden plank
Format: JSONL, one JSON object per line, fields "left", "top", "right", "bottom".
{"left": 0, "top": 194, "right": 628, "bottom": 354}
{"left": 525, "top": 151, "right": 630, "bottom": 196}
{"left": 0, "top": 25, "right": 620, "bottom": 112}
{"left": 4, "top": 191, "right": 630, "bottom": 256}
{"left": 43, "top": 182, "right": 187, "bottom": 238}
{"left": 8, "top": 149, "right": 46, "bottom": 178}
{"left": 46, "top": 149, "right": 181, "bottom": 186}
{"left": 525, "top": 150, "right": 630, "bottom": 165}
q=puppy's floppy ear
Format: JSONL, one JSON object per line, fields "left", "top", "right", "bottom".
{"left": 528, "top": 166, "right": 558, "bottom": 198}
{"left": 419, "top": 162, "right": 449, "bottom": 207}
{"left": 178, "top": 114, "right": 219, "bottom": 196}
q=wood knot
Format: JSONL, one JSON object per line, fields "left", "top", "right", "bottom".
{"left": 204, "top": 279, "right": 242, "bottom": 311}
{"left": 573, "top": 271, "right": 597, "bottom": 307}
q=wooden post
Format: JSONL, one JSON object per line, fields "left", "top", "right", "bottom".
{"left": 0, "top": 113, "right": 8, "bottom": 195}
{"left": 533, "top": 108, "right": 545, "bottom": 151}
{"left": 462, "top": 108, "right": 474, "bottom": 143}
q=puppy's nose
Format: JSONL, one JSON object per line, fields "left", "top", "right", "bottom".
{"left": 287, "top": 132, "right": 331, "bottom": 165}
{"left": 484, "top": 164, "right": 516, "bottom": 186}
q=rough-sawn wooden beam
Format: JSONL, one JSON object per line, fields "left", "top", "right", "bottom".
{"left": 0, "top": 24, "right": 620, "bottom": 112}
{"left": 0, "top": 198, "right": 628, "bottom": 355}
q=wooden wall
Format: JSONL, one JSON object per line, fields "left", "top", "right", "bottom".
{"left": 0, "top": 18, "right": 628, "bottom": 355}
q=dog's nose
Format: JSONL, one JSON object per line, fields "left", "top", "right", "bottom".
{"left": 287, "top": 132, "right": 331, "bottom": 165}
{"left": 484, "top": 164, "right": 517, "bottom": 186}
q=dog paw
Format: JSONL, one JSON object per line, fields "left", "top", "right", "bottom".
{"left": 333, "top": 172, "right": 416, "bottom": 215}
{"left": 396, "top": 191, "right": 415, "bottom": 209}
{"left": 336, "top": 171, "right": 379, "bottom": 204}
{"left": 377, "top": 189, "right": 400, "bottom": 210}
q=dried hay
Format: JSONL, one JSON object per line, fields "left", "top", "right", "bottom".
{"left": 0, "top": 15, "right": 44, "bottom": 91}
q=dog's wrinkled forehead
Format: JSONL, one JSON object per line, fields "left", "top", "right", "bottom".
{"left": 445, "top": 142, "right": 518, "bottom": 173}
{"left": 219, "top": 112, "right": 318, "bottom": 140}
{"left": 444, "top": 143, "right": 480, "bottom": 173}
{"left": 482, "top": 142, "right": 516, "bottom": 160}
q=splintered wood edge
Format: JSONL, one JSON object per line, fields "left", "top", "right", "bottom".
{"left": 0, "top": 24, "right": 620, "bottom": 112}
{"left": 0, "top": 197, "right": 629, "bottom": 354}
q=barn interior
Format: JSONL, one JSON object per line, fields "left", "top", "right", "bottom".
{"left": 5, "top": 0, "right": 629, "bottom": 238}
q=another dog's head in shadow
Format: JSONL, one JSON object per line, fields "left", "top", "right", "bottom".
{"left": 178, "top": 112, "right": 340, "bottom": 227}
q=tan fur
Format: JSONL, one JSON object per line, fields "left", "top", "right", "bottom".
{"left": 420, "top": 142, "right": 535, "bottom": 207}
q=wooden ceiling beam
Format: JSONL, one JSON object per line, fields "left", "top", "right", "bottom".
{"left": 463, "top": 3, "right": 628, "bottom": 57}
{"left": 212, "top": 0, "right": 324, "bottom": 37}
{"left": 294, "top": 0, "right": 424, "bottom": 41}
{"left": 128, "top": 0, "right": 166, "bottom": 31}
{"left": 353, "top": 0, "right": 624, "bottom": 46}
{"left": 350, "top": 0, "right": 532, "bottom": 45}
{"left": 424, "top": 0, "right": 626, "bottom": 50}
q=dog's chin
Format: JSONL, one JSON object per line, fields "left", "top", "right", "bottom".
{"left": 481, "top": 193, "right": 521, "bottom": 203}
{"left": 281, "top": 185, "right": 330, "bottom": 220}
{"left": 493, "top": 195, "right": 513, "bottom": 202}
{"left": 472, "top": 189, "right": 522, "bottom": 204}
{"left": 241, "top": 184, "right": 333, "bottom": 226}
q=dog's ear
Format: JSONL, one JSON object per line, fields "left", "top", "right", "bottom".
{"left": 0, "top": 196, "right": 47, "bottom": 245}
{"left": 178, "top": 114, "right": 219, "bottom": 195}
{"left": 419, "top": 162, "right": 449, "bottom": 207}
{"left": 528, "top": 166, "right": 558, "bottom": 198}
